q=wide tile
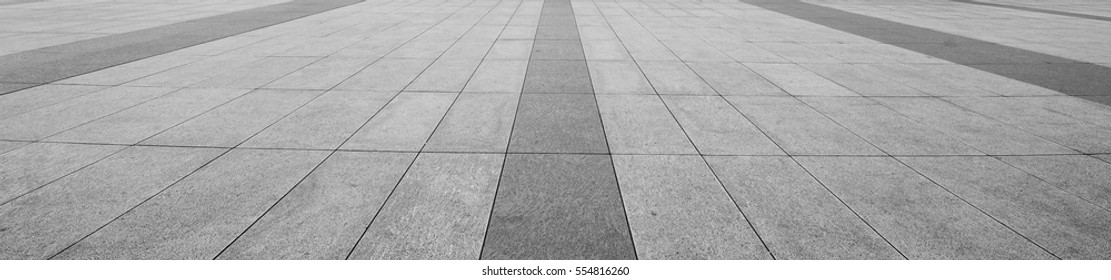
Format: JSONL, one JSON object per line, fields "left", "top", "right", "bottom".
{"left": 341, "top": 93, "right": 455, "bottom": 152}
{"left": 141, "top": 89, "right": 323, "bottom": 147}
{"left": 425, "top": 94, "right": 518, "bottom": 153}
{"left": 597, "top": 95, "right": 696, "bottom": 155}
{"left": 660, "top": 96, "right": 781, "bottom": 155}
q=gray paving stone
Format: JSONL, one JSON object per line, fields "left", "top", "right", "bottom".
{"left": 141, "top": 89, "right": 323, "bottom": 147}
{"left": 191, "top": 56, "right": 318, "bottom": 89}
{"left": 799, "top": 97, "right": 982, "bottom": 156}
{"left": 859, "top": 64, "right": 992, "bottom": 97}
{"left": 263, "top": 56, "right": 378, "bottom": 90}
{"left": 48, "top": 88, "right": 251, "bottom": 144}
{"left": 597, "top": 95, "right": 696, "bottom": 155}
{"left": 0, "top": 141, "right": 25, "bottom": 155}
{"left": 54, "top": 148, "right": 330, "bottom": 259}
{"left": 125, "top": 55, "right": 265, "bottom": 88}
{"left": 0, "top": 85, "right": 108, "bottom": 119}
{"left": 637, "top": 61, "right": 716, "bottom": 95}
{"left": 795, "top": 156, "right": 1053, "bottom": 259}
{"left": 405, "top": 59, "right": 483, "bottom": 93}
{"left": 482, "top": 154, "right": 634, "bottom": 260}
{"left": 945, "top": 97, "right": 1111, "bottom": 153}
{"left": 335, "top": 58, "right": 435, "bottom": 91}
{"left": 341, "top": 93, "right": 455, "bottom": 152}
{"left": 242, "top": 90, "right": 394, "bottom": 150}
{"left": 425, "top": 94, "right": 518, "bottom": 153}
{"left": 351, "top": 153, "right": 502, "bottom": 260}
{"left": 463, "top": 59, "right": 528, "bottom": 93}
{"left": 486, "top": 40, "right": 533, "bottom": 60}
{"left": 1015, "top": 96, "right": 1111, "bottom": 130}
{"left": 58, "top": 55, "right": 201, "bottom": 86}
{"left": 725, "top": 96, "right": 883, "bottom": 156}
{"left": 755, "top": 43, "right": 842, "bottom": 64}
{"left": 530, "top": 40, "right": 586, "bottom": 60}
{"left": 587, "top": 60, "right": 653, "bottom": 95}
{"left": 717, "top": 43, "right": 790, "bottom": 63}
{"left": 900, "top": 156, "right": 1111, "bottom": 259}
{"left": 535, "top": 25, "right": 580, "bottom": 41}
{"left": 800, "top": 63, "right": 926, "bottom": 96}
{"left": 686, "top": 62, "right": 785, "bottom": 96}
{"left": 998, "top": 155, "right": 1111, "bottom": 210}
{"left": 0, "top": 86, "right": 177, "bottom": 141}
{"left": 0, "top": 146, "right": 223, "bottom": 259}
{"left": 522, "top": 60, "right": 593, "bottom": 94}
{"left": 659, "top": 96, "right": 781, "bottom": 155}
{"left": 508, "top": 93, "right": 608, "bottom": 154}
{"left": 582, "top": 39, "right": 632, "bottom": 61}
{"left": 218, "top": 152, "right": 415, "bottom": 260}
{"left": 705, "top": 156, "right": 904, "bottom": 259}
{"left": 873, "top": 97, "right": 1074, "bottom": 155}
{"left": 746, "top": 63, "right": 858, "bottom": 97}
{"left": 613, "top": 155, "right": 769, "bottom": 259}
{"left": 660, "top": 40, "right": 734, "bottom": 62}
{"left": 0, "top": 142, "right": 124, "bottom": 204}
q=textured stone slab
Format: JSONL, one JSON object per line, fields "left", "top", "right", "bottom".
{"left": 341, "top": 93, "right": 455, "bottom": 152}
{"left": 582, "top": 39, "right": 632, "bottom": 60}
{"left": 425, "top": 93, "right": 518, "bottom": 153}
{"left": 218, "top": 152, "right": 414, "bottom": 260}
{"left": 530, "top": 40, "right": 586, "bottom": 60}
{"left": 0, "top": 141, "right": 24, "bottom": 155}
{"left": 799, "top": 97, "right": 982, "bottom": 156}
{"left": 873, "top": 97, "right": 1073, "bottom": 155}
{"left": 705, "top": 156, "right": 903, "bottom": 259}
{"left": 746, "top": 63, "right": 858, "bottom": 97}
{"left": 482, "top": 154, "right": 634, "bottom": 260}
{"left": 597, "top": 95, "right": 697, "bottom": 155}
{"left": 0, "top": 85, "right": 107, "bottom": 119}
{"left": 613, "top": 155, "right": 769, "bottom": 259}
{"left": 335, "top": 58, "right": 435, "bottom": 91}
{"left": 638, "top": 61, "right": 716, "bottom": 95}
{"left": 587, "top": 60, "right": 652, "bottom": 95}
{"left": 945, "top": 97, "right": 1111, "bottom": 153}
{"left": 486, "top": 40, "right": 534, "bottom": 60}
{"left": 242, "top": 90, "right": 394, "bottom": 150}
{"left": 141, "top": 89, "right": 323, "bottom": 147}
{"left": 0, "top": 143, "right": 123, "bottom": 204}
{"left": 800, "top": 63, "right": 925, "bottom": 97}
{"left": 0, "top": 146, "right": 223, "bottom": 259}
{"left": 54, "top": 148, "right": 330, "bottom": 259}
{"left": 660, "top": 96, "right": 782, "bottom": 155}
{"left": 407, "top": 59, "right": 483, "bottom": 93}
{"left": 192, "top": 57, "right": 318, "bottom": 89}
{"left": 725, "top": 96, "right": 883, "bottom": 156}
{"left": 263, "top": 56, "right": 378, "bottom": 90}
{"left": 900, "top": 156, "right": 1111, "bottom": 259}
{"left": 49, "top": 88, "right": 252, "bottom": 144}
{"left": 0, "top": 86, "right": 177, "bottom": 140}
{"left": 463, "top": 59, "right": 528, "bottom": 93}
{"left": 350, "top": 153, "right": 502, "bottom": 260}
{"left": 508, "top": 93, "right": 608, "bottom": 154}
{"left": 522, "top": 60, "right": 593, "bottom": 94}
{"left": 125, "top": 55, "right": 265, "bottom": 88}
{"left": 998, "top": 155, "right": 1111, "bottom": 210}
{"left": 687, "top": 62, "right": 784, "bottom": 96}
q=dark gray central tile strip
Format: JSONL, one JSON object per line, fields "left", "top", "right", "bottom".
{"left": 953, "top": 0, "right": 1111, "bottom": 22}
{"left": 0, "top": 0, "right": 364, "bottom": 95}
{"left": 481, "top": 0, "right": 636, "bottom": 260}
{"left": 741, "top": 0, "right": 1111, "bottom": 106}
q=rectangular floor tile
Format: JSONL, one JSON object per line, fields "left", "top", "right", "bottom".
{"left": 0, "top": 85, "right": 108, "bottom": 119}
{"left": 523, "top": 60, "right": 593, "bottom": 94}
{"left": 946, "top": 96, "right": 1111, "bottom": 153}
{"left": 0, "top": 146, "right": 223, "bottom": 259}
{"left": 659, "top": 96, "right": 781, "bottom": 155}
{"left": 873, "top": 97, "right": 1073, "bottom": 155}
{"left": 638, "top": 61, "right": 716, "bottom": 95}
{"left": 800, "top": 63, "right": 926, "bottom": 97}
{"left": 508, "top": 93, "right": 608, "bottom": 154}
{"left": 0, "top": 143, "right": 124, "bottom": 204}
{"left": 687, "top": 62, "right": 785, "bottom": 96}
{"left": 482, "top": 154, "right": 634, "bottom": 260}
{"left": 0, "top": 86, "right": 177, "bottom": 140}
{"left": 192, "top": 56, "right": 318, "bottom": 89}
{"left": 486, "top": 40, "right": 533, "bottom": 60}
{"left": 242, "top": 90, "right": 394, "bottom": 149}
{"left": 48, "top": 88, "right": 251, "bottom": 144}
{"left": 597, "top": 95, "right": 696, "bottom": 155}
{"left": 705, "top": 156, "right": 903, "bottom": 259}
{"left": 613, "top": 155, "right": 769, "bottom": 259}
{"left": 725, "top": 96, "right": 883, "bottom": 155}
{"left": 406, "top": 59, "right": 483, "bottom": 93}
{"left": 263, "top": 56, "right": 378, "bottom": 90}
{"left": 53, "top": 148, "right": 330, "bottom": 259}
{"left": 799, "top": 97, "right": 982, "bottom": 155}
{"left": 425, "top": 93, "right": 518, "bottom": 153}
{"left": 463, "top": 59, "right": 528, "bottom": 93}
{"left": 141, "top": 89, "right": 323, "bottom": 147}
{"left": 218, "top": 151, "right": 414, "bottom": 260}
{"left": 335, "top": 58, "right": 435, "bottom": 91}
{"left": 341, "top": 93, "right": 455, "bottom": 152}
{"left": 530, "top": 40, "right": 586, "bottom": 60}
{"left": 997, "top": 155, "right": 1111, "bottom": 210}
{"left": 350, "top": 153, "right": 502, "bottom": 260}
{"left": 745, "top": 63, "right": 858, "bottom": 96}
{"left": 900, "top": 156, "right": 1111, "bottom": 259}
{"left": 796, "top": 156, "right": 1052, "bottom": 259}
{"left": 587, "top": 60, "right": 653, "bottom": 95}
